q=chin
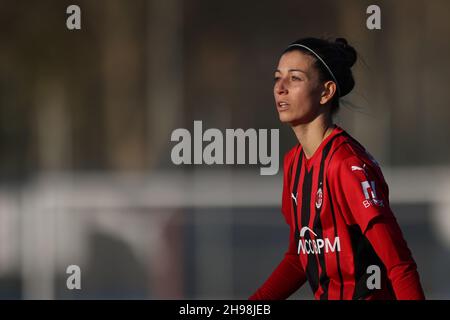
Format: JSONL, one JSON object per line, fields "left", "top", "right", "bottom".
{"left": 280, "top": 111, "right": 316, "bottom": 126}
{"left": 278, "top": 112, "right": 295, "bottom": 123}
{"left": 278, "top": 112, "right": 304, "bottom": 125}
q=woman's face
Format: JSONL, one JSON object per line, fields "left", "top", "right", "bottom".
{"left": 274, "top": 50, "right": 325, "bottom": 125}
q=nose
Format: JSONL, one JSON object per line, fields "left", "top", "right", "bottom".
{"left": 274, "top": 79, "right": 288, "bottom": 95}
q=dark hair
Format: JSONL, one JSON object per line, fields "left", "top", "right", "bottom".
{"left": 283, "top": 37, "right": 357, "bottom": 114}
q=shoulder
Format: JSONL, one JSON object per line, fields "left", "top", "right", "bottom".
{"left": 327, "top": 131, "right": 382, "bottom": 179}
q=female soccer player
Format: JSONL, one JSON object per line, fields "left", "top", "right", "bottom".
{"left": 249, "top": 37, "right": 425, "bottom": 300}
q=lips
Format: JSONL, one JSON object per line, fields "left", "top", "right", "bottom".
{"left": 277, "top": 101, "right": 289, "bottom": 111}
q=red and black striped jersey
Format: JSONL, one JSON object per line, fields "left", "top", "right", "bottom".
{"left": 250, "top": 126, "right": 425, "bottom": 300}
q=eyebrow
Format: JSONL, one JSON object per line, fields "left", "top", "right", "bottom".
{"left": 275, "top": 68, "right": 308, "bottom": 75}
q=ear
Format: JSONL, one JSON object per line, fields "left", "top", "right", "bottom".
{"left": 319, "top": 81, "right": 338, "bottom": 105}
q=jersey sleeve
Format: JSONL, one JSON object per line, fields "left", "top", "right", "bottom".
{"left": 330, "top": 156, "right": 392, "bottom": 234}
{"left": 331, "top": 155, "right": 425, "bottom": 299}
{"left": 365, "top": 217, "right": 425, "bottom": 299}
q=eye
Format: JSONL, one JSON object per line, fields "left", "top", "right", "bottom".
{"left": 291, "top": 76, "right": 301, "bottom": 81}
{"left": 273, "top": 76, "right": 281, "bottom": 82}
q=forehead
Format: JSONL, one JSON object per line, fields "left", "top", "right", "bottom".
{"left": 276, "top": 50, "right": 316, "bottom": 72}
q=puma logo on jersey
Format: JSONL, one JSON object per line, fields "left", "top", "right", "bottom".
{"left": 351, "top": 165, "right": 366, "bottom": 172}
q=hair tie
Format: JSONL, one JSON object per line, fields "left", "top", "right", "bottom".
{"left": 287, "top": 44, "right": 341, "bottom": 97}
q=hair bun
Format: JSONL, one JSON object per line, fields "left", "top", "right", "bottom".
{"left": 335, "top": 37, "right": 348, "bottom": 47}
{"left": 335, "top": 37, "right": 357, "bottom": 68}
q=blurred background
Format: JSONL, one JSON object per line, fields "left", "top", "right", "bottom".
{"left": 0, "top": 0, "right": 449, "bottom": 299}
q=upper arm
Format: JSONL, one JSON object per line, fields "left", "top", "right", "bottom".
{"left": 329, "top": 156, "right": 393, "bottom": 233}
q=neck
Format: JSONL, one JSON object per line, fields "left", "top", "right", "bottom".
{"left": 291, "top": 113, "right": 334, "bottom": 159}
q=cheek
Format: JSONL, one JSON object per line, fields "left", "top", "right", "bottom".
{"left": 291, "top": 84, "right": 313, "bottom": 103}
{"left": 295, "top": 83, "right": 321, "bottom": 102}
